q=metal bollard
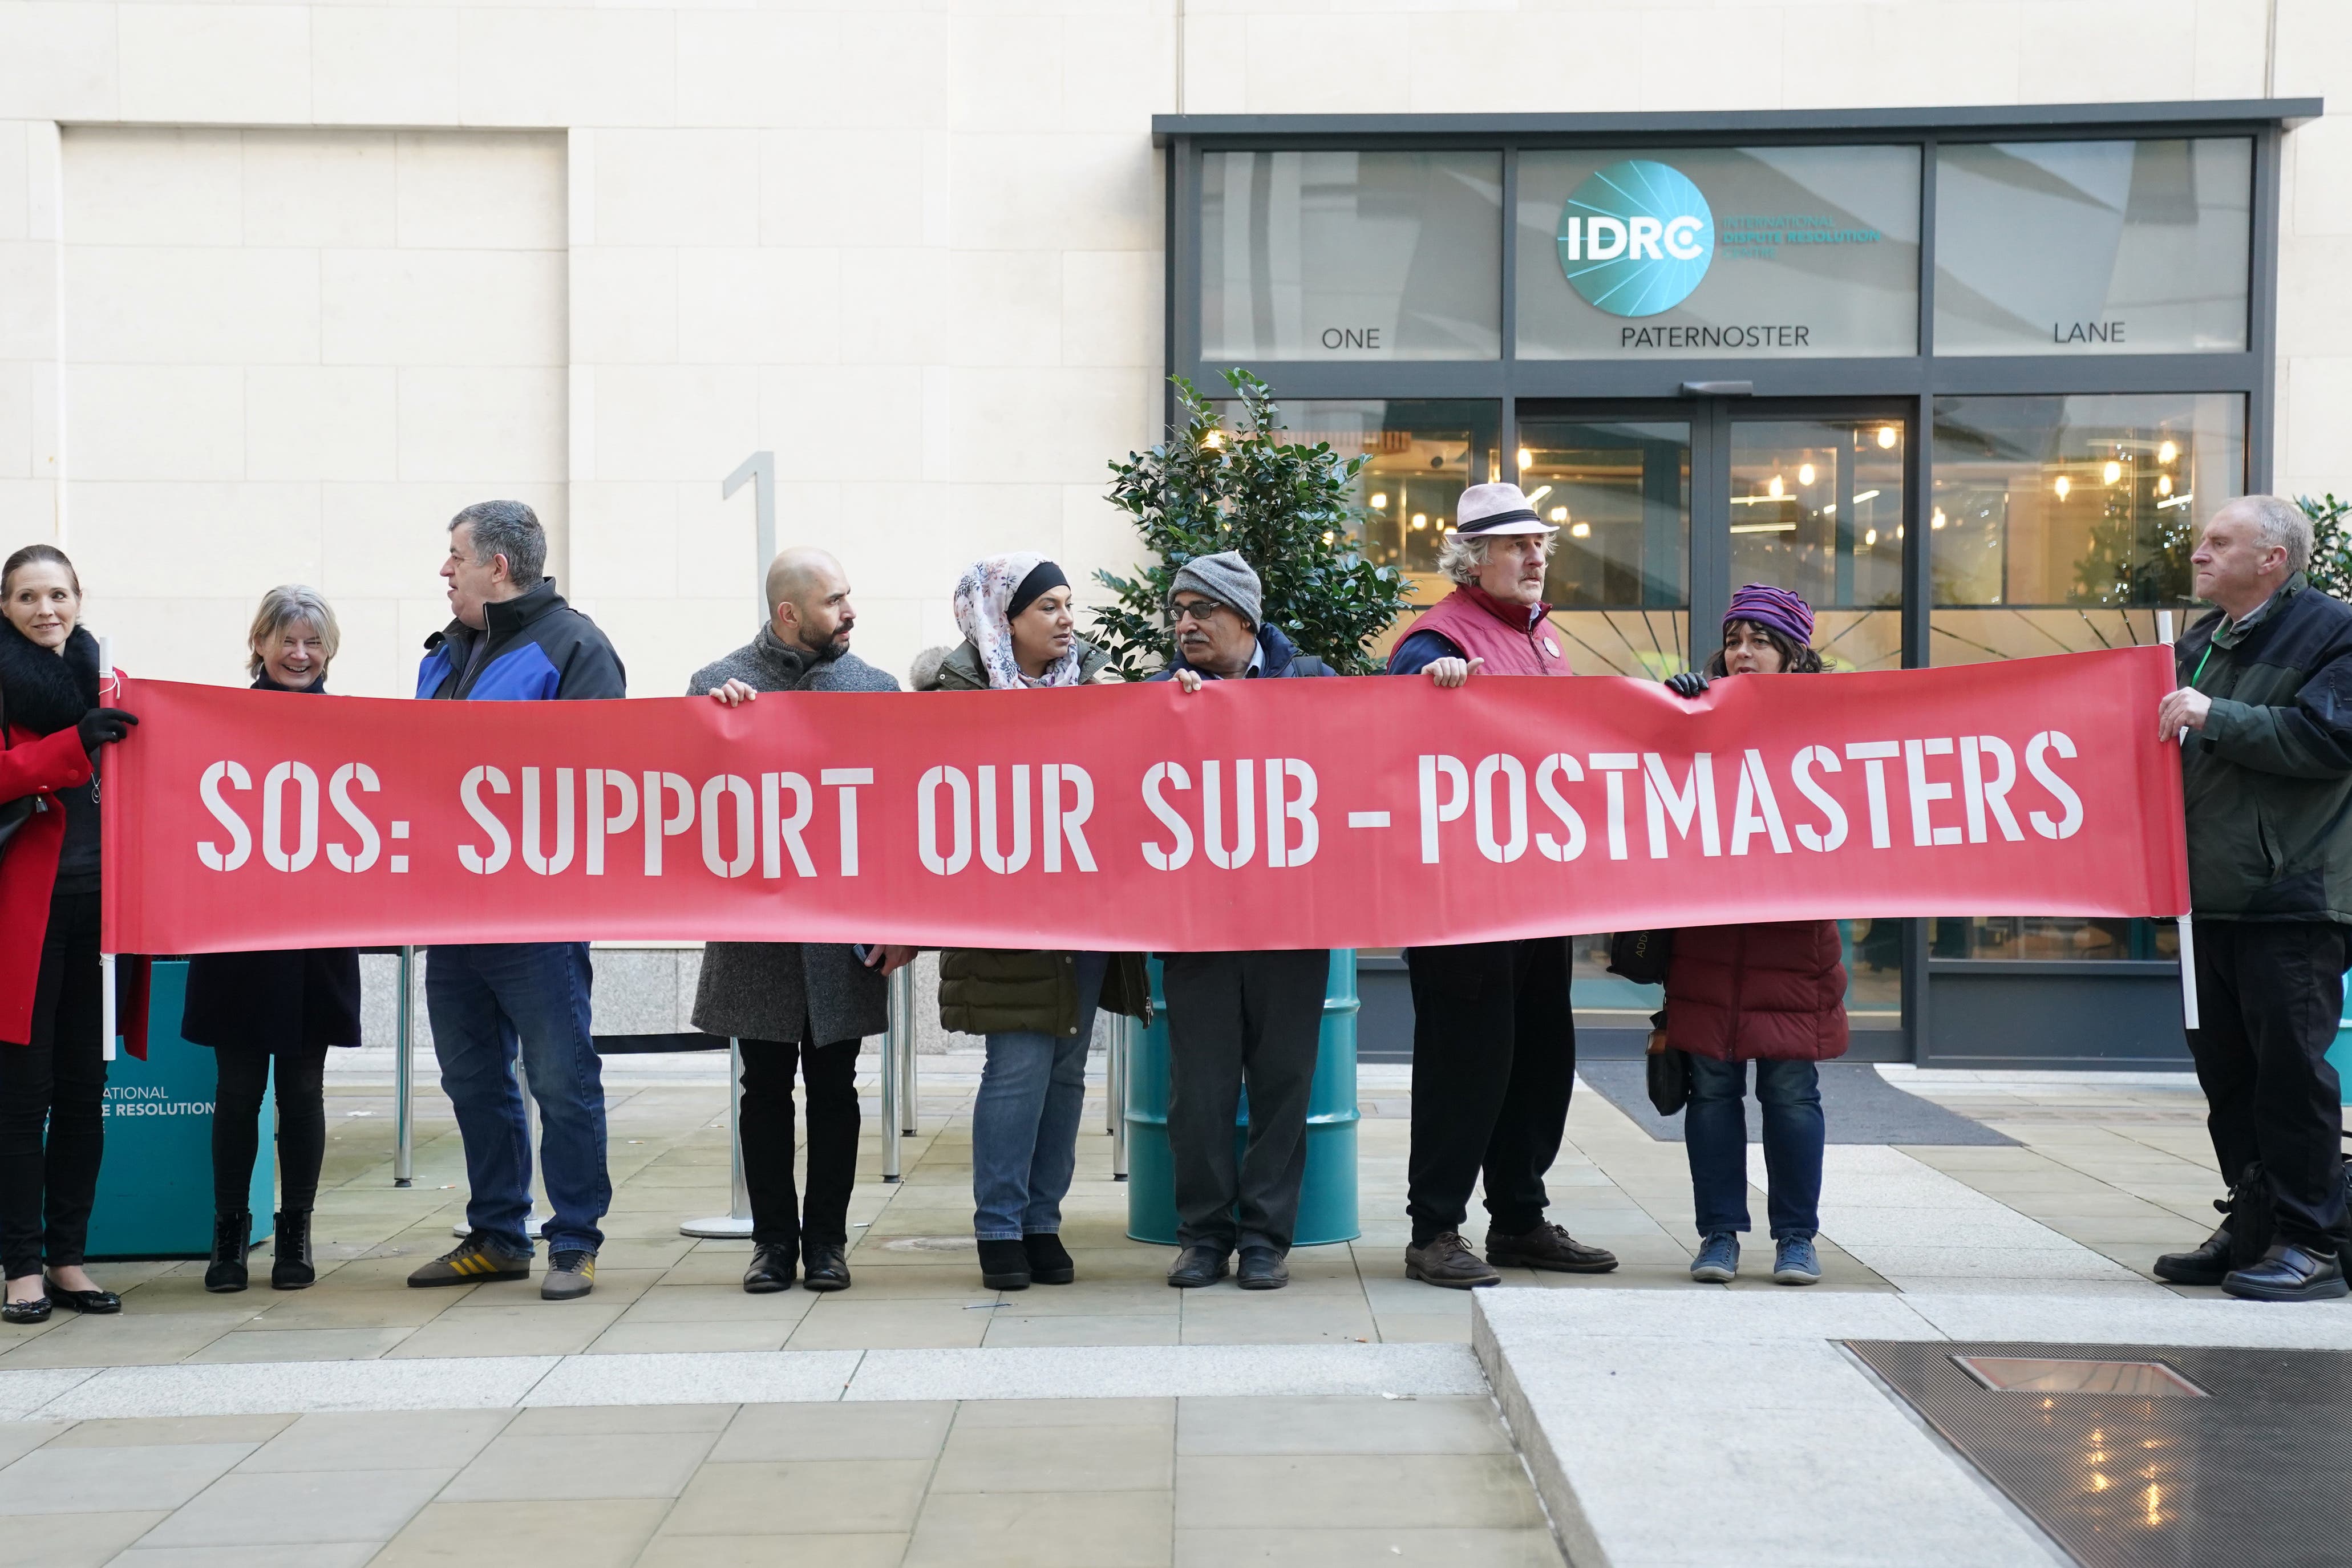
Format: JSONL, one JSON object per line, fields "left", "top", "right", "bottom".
{"left": 881, "top": 1012, "right": 903, "bottom": 1185}
{"left": 394, "top": 946, "right": 415, "bottom": 1187}
{"left": 681, "top": 1042, "right": 755, "bottom": 1238}
{"left": 894, "top": 964, "right": 918, "bottom": 1137}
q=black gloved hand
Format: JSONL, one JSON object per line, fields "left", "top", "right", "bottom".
{"left": 1665, "top": 671, "right": 1709, "bottom": 700}
{"left": 76, "top": 707, "right": 138, "bottom": 750}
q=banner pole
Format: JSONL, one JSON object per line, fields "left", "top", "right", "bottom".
{"left": 98, "top": 638, "right": 115, "bottom": 1065}
{"left": 892, "top": 963, "right": 918, "bottom": 1138}
{"left": 394, "top": 946, "right": 415, "bottom": 1187}
{"left": 1110, "top": 1014, "right": 1129, "bottom": 1182}
{"left": 2159, "top": 610, "right": 2200, "bottom": 1032}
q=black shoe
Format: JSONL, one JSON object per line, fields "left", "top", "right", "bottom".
{"left": 1485, "top": 1221, "right": 1619, "bottom": 1274}
{"left": 47, "top": 1277, "right": 120, "bottom": 1314}
{"left": 743, "top": 1243, "right": 795, "bottom": 1295}
{"left": 1023, "top": 1233, "right": 1074, "bottom": 1285}
{"left": 978, "top": 1239, "right": 1031, "bottom": 1290}
{"left": 1167, "top": 1245, "right": 1230, "bottom": 1288}
{"left": 205, "top": 1210, "right": 251, "bottom": 1294}
{"left": 2, "top": 1293, "right": 49, "bottom": 1324}
{"left": 2223, "top": 1242, "right": 2349, "bottom": 1303}
{"left": 270, "top": 1210, "right": 315, "bottom": 1291}
{"left": 1236, "top": 1245, "right": 1288, "bottom": 1291}
{"left": 801, "top": 1241, "right": 851, "bottom": 1293}
{"left": 2154, "top": 1225, "right": 2232, "bottom": 1287}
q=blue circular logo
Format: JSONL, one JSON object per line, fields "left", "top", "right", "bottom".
{"left": 1557, "top": 160, "right": 1715, "bottom": 318}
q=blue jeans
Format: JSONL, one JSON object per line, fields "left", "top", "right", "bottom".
{"left": 971, "top": 953, "right": 1106, "bottom": 1242}
{"left": 426, "top": 942, "right": 611, "bottom": 1257}
{"left": 1685, "top": 1055, "right": 1823, "bottom": 1241}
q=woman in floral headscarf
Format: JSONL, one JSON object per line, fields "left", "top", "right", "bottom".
{"left": 914, "top": 555, "right": 1146, "bottom": 1292}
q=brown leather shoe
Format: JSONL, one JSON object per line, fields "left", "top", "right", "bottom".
{"left": 1404, "top": 1233, "right": 1501, "bottom": 1289}
{"left": 1485, "top": 1222, "right": 1619, "bottom": 1274}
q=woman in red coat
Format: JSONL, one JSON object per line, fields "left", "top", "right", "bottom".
{"left": 1662, "top": 585, "right": 1848, "bottom": 1288}
{"left": 0, "top": 545, "right": 137, "bottom": 1323}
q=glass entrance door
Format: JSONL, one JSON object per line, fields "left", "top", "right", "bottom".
{"left": 1520, "top": 399, "right": 1913, "bottom": 1051}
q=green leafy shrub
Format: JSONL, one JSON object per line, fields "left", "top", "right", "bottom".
{"left": 1091, "top": 370, "right": 1413, "bottom": 679}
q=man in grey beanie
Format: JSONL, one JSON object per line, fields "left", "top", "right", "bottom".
{"left": 1147, "top": 552, "right": 1333, "bottom": 1290}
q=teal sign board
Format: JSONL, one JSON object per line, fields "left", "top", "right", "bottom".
{"left": 89, "top": 962, "right": 273, "bottom": 1259}
{"left": 1557, "top": 159, "right": 1716, "bottom": 318}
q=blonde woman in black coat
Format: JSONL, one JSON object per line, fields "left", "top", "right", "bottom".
{"left": 183, "top": 588, "right": 362, "bottom": 1292}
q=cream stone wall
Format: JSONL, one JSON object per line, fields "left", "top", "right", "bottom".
{"left": 0, "top": 0, "right": 2345, "bottom": 699}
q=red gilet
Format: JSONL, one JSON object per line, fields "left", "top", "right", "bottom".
{"left": 1391, "top": 585, "right": 1568, "bottom": 676}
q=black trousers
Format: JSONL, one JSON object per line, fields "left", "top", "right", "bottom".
{"left": 1163, "top": 949, "right": 1328, "bottom": 1254}
{"left": 0, "top": 892, "right": 107, "bottom": 1279}
{"left": 739, "top": 1036, "right": 860, "bottom": 1257}
{"left": 2187, "top": 919, "right": 2350, "bottom": 1250}
{"left": 1404, "top": 937, "right": 1576, "bottom": 1246}
{"left": 211, "top": 1044, "right": 329, "bottom": 1215}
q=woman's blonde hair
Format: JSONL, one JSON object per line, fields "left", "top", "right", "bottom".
{"left": 1436, "top": 528, "right": 1555, "bottom": 587}
{"left": 248, "top": 585, "right": 341, "bottom": 680}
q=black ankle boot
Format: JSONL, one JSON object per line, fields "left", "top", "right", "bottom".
{"left": 270, "top": 1210, "right": 315, "bottom": 1290}
{"left": 205, "top": 1212, "right": 250, "bottom": 1294}
{"left": 978, "top": 1238, "right": 1031, "bottom": 1290}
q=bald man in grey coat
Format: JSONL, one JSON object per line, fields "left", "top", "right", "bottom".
{"left": 690, "top": 547, "right": 912, "bottom": 1296}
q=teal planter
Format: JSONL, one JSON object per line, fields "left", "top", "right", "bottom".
{"left": 88, "top": 961, "right": 274, "bottom": 1259}
{"left": 2335, "top": 987, "right": 2352, "bottom": 1107}
{"left": 1124, "top": 950, "right": 1361, "bottom": 1246}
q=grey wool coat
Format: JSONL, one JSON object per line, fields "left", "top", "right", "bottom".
{"left": 687, "top": 627, "right": 900, "bottom": 1047}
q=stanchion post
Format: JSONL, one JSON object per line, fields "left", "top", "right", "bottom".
{"left": 681, "top": 1042, "right": 754, "bottom": 1238}
{"left": 394, "top": 946, "right": 415, "bottom": 1187}
{"left": 881, "top": 1006, "right": 903, "bottom": 1185}
{"left": 2159, "top": 610, "right": 2200, "bottom": 1032}
{"left": 1110, "top": 1014, "right": 1129, "bottom": 1181}
{"left": 894, "top": 963, "right": 918, "bottom": 1137}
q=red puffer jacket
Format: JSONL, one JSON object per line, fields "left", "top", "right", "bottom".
{"left": 1663, "top": 920, "right": 1849, "bottom": 1063}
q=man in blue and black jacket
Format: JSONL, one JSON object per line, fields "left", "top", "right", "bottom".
{"left": 406, "top": 500, "right": 626, "bottom": 1302}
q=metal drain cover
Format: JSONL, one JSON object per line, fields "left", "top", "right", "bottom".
{"left": 1954, "top": 1357, "right": 2207, "bottom": 1397}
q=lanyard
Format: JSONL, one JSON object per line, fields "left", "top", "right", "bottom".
{"left": 2189, "top": 643, "right": 2213, "bottom": 690}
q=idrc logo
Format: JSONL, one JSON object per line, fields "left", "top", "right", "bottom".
{"left": 1556, "top": 160, "right": 1715, "bottom": 318}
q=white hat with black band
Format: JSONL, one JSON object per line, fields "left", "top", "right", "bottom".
{"left": 1454, "top": 481, "right": 1554, "bottom": 537}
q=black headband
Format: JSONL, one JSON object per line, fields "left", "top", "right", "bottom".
{"left": 1008, "top": 560, "right": 1068, "bottom": 621}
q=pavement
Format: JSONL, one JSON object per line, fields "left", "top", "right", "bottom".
{"left": 0, "top": 1046, "right": 2329, "bottom": 1566}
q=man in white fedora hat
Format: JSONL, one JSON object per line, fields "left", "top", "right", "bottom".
{"left": 1385, "top": 482, "right": 1616, "bottom": 1289}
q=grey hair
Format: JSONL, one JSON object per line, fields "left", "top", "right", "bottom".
{"left": 1436, "top": 528, "right": 1556, "bottom": 586}
{"left": 248, "top": 584, "right": 341, "bottom": 679}
{"left": 2223, "top": 494, "right": 2313, "bottom": 577}
{"left": 450, "top": 499, "right": 547, "bottom": 585}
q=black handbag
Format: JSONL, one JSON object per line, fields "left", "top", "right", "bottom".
{"left": 1644, "top": 1014, "right": 1691, "bottom": 1116}
{"left": 1608, "top": 929, "right": 1675, "bottom": 986}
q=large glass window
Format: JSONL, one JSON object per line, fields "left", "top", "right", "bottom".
{"left": 1933, "top": 139, "right": 2252, "bottom": 356}
{"left": 1728, "top": 418, "right": 1908, "bottom": 671}
{"left": 1517, "top": 418, "right": 1691, "bottom": 678}
{"left": 1200, "top": 151, "right": 1502, "bottom": 361}
{"left": 1929, "top": 392, "right": 2244, "bottom": 964}
{"left": 1516, "top": 146, "right": 1921, "bottom": 359}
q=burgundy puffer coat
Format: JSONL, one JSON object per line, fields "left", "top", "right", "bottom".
{"left": 1663, "top": 920, "right": 1849, "bottom": 1063}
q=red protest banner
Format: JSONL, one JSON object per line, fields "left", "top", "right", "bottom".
{"left": 100, "top": 646, "right": 2186, "bottom": 956}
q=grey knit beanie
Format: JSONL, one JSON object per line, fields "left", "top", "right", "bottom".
{"left": 1170, "top": 550, "right": 1263, "bottom": 629}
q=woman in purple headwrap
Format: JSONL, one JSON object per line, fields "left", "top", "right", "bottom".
{"left": 1660, "top": 585, "right": 1848, "bottom": 1286}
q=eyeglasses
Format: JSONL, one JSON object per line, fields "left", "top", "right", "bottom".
{"left": 1168, "top": 599, "right": 1225, "bottom": 625}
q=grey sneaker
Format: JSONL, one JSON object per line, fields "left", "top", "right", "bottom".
{"left": 1689, "top": 1231, "right": 1740, "bottom": 1283}
{"left": 407, "top": 1231, "right": 529, "bottom": 1289}
{"left": 541, "top": 1250, "right": 596, "bottom": 1301}
{"left": 1771, "top": 1234, "right": 1821, "bottom": 1286}
{"left": 1404, "top": 1233, "right": 1501, "bottom": 1290}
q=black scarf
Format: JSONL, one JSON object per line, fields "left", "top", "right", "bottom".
{"left": 253, "top": 670, "right": 327, "bottom": 695}
{"left": 0, "top": 621, "right": 100, "bottom": 738}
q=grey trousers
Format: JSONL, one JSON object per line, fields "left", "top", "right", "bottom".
{"left": 1162, "top": 949, "right": 1329, "bottom": 1254}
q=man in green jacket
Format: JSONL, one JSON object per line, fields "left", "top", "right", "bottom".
{"left": 2154, "top": 495, "right": 2352, "bottom": 1302}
